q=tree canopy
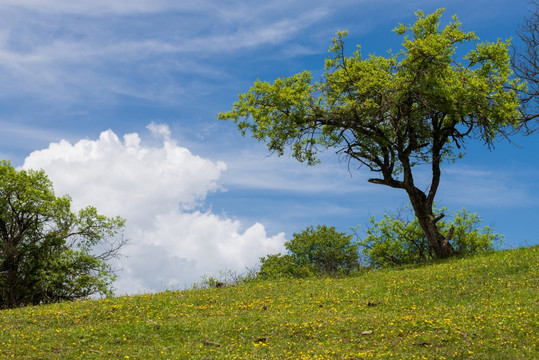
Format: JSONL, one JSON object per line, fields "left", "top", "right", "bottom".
{"left": 0, "top": 161, "right": 125, "bottom": 308}
{"left": 219, "top": 9, "right": 526, "bottom": 259}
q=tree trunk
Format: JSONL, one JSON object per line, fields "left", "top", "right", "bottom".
{"left": 2, "top": 251, "right": 19, "bottom": 309}
{"left": 406, "top": 187, "right": 454, "bottom": 259}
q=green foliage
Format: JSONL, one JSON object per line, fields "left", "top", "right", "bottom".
{"left": 357, "top": 206, "right": 503, "bottom": 268}
{"left": 287, "top": 225, "right": 359, "bottom": 274}
{"left": 0, "top": 161, "right": 125, "bottom": 308}
{"left": 356, "top": 211, "right": 427, "bottom": 267}
{"left": 259, "top": 225, "right": 359, "bottom": 279}
{"left": 258, "top": 253, "right": 315, "bottom": 280}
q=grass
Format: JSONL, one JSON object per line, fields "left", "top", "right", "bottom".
{"left": 1, "top": 246, "right": 537, "bottom": 359}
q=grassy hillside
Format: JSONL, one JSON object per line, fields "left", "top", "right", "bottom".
{"left": 1, "top": 246, "right": 537, "bottom": 359}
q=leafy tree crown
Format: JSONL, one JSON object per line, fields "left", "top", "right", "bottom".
{"left": 218, "top": 9, "right": 523, "bottom": 173}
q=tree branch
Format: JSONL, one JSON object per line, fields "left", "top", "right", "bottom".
{"left": 434, "top": 213, "right": 445, "bottom": 223}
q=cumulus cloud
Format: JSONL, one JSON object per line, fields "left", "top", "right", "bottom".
{"left": 21, "top": 124, "right": 286, "bottom": 294}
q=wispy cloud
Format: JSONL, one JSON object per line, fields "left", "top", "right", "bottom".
{"left": 0, "top": 1, "right": 335, "bottom": 106}
{"left": 0, "top": 0, "right": 206, "bottom": 15}
{"left": 0, "top": 0, "right": 528, "bottom": 108}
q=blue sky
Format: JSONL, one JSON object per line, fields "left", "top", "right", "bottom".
{"left": 1, "top": 0, "right": 537, "bottom": 294}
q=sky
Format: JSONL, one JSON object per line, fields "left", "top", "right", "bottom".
{"left": 1, "top": 0, "right": 537, "bottom": 294}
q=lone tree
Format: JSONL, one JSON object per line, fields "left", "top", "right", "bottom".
{"left": 219, "top": 9, "right": 525, "bottom": 259}
{"left": 0, "top": 161, "right": 126, "bottom": 308}
{"left": 512, "top": 0, "right": 539, "bottom": 129}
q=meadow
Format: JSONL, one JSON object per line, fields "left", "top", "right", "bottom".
{"left": 0, "top": 246, "right": 537, "bottom": 359}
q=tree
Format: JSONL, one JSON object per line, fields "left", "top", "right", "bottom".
{"left": 356, "top": 207, "right": 503, "bottom": 268}
{"left": 219, "top": 9, "right": 524, "bottom": 259}
{"left": 258, "top": 225, "right": 359, "bottom": 279}
{"left": 512, "top": 0, "right": 539, "bottom": 129}
{"left": 0, "top": 161, "right": 126, "bottom": 309}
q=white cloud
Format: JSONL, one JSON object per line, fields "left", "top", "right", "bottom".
{"left": 21, "top": 124, "right": 286, "bottom": 294}
{"left": 147, "top": 121, "right": 171, "bottom": 140}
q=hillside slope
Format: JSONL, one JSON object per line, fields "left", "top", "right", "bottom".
{"left": 1, "top": 246, "right": 537, "bottom": 359}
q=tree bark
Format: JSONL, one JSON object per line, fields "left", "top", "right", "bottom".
{"left": 405, "top": 187, "right": 454, "bottom": 258}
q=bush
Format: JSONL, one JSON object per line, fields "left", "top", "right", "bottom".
{"left": 258, "top": 253, "right": 315, "bottom": 280}
{"left": 356, "top": 206, "right": 503, "bottom": 268}
{"left": 258, "top": 225, "right": 359, "bottom": 279}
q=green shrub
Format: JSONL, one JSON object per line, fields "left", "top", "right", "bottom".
{"left": 356, "top": 206, "right": 503, "bottom": 268}
{"left": 259, "top": 225, "right": 359, "bottom": 279}
{"left": 258, "top": 253, "right": 315, "bottom": 280}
